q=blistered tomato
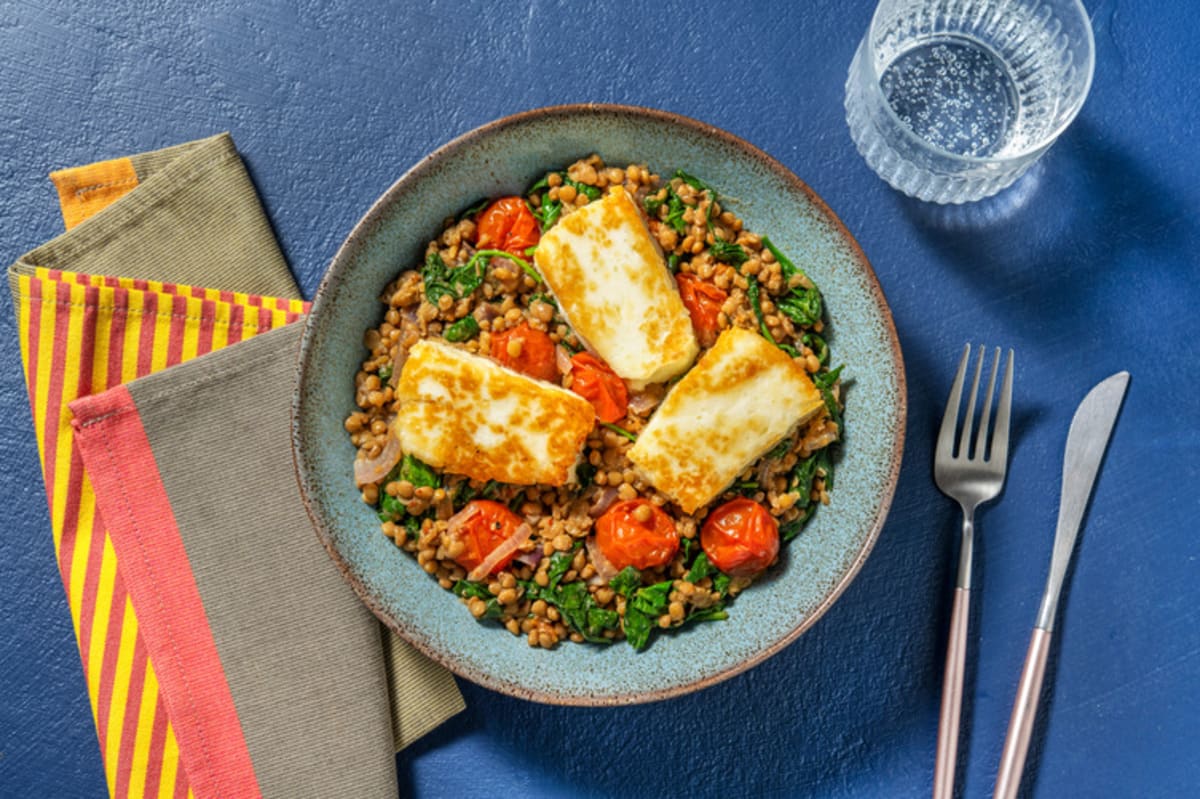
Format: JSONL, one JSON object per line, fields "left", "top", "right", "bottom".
{"left": 595, "top": 499, "right": 679, "bottom": 571}
{"left": 451, "top": 500, "right": 524, "bottom": 576}
{"left": 569, "top": 352, "right": 628, "bottom": 423}
{"left": 475, "top": 196, "right": 540, "bottom": 255}
{"left": 700, "top": 498, "right": 780, "bottom": 577}
{"left": 490, "top": 322, "right": 559, "bottom": 382}
{"left": 675, "top": 273, "right": 728, "bottom": 347}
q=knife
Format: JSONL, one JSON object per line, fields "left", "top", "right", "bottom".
{"left": 993, "top": 371, "right": 1130, "bottom": 799}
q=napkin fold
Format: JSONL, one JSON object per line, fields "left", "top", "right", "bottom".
{"left": 8, "top": 133, "right": 462, "bottom": 798}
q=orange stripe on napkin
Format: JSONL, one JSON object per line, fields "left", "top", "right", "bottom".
{"left": 14, "top": 266, "right": 305, "bottom": 798}
{"left": 50, "top": 157, "right": 140, "bottom": 230}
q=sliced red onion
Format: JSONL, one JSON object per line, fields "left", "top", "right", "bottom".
{"left": 446, "top": 503, "right": 482, "bottom": 539}
{"left": 555, "top": 345, "right": 574, "bottom": 376}
{"left": 468, "top": 522, "right": 533, "bottom": 581}
{"left": 514, "top": 549, "right": 544, "bottom": 569}
{"left": 388, "top": 344, "right": 408, "bottom": 389}
{"left": 474, "top": 303, "right": 500, "bottom": 323}
{"left": 353, "top": 426, "right": 402, "bottom": 485}
{"left": 588, "top": 486, "right": 619, "bottom": 518}
{"left": 628, "top": 390, "right": 660, "bottom": 416}
{"left": 586, "top": 535, "right": 618, "bottom": 584}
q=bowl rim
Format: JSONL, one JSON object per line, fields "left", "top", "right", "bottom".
{"left": 292, "top": 102, "right": 907, "bottom": 705}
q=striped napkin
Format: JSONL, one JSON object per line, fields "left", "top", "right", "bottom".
{"left": 8, "top": 133, "right": 463, "bottom": 798}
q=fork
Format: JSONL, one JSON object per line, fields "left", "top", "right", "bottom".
{"left": 932, "top": 344, "right": 1015, "bottom": 799}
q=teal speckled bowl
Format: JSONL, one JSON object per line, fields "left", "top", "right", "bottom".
{"left": 293, "top": 104, "right": 905, "bottom": 704}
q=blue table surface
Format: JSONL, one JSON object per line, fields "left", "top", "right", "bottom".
{"left": 2, "top": 1, "right": 1197, "bottom": 797}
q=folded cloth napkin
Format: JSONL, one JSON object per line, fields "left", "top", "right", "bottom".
{"left": 8, "top": 134, "right": 462, "bottom": 798}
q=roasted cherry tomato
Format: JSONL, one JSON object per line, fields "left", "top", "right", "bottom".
{"left": 595, "top": 499, "right": 679, "bottom": 571}
{"left": 569, "top": 352, "right": 628, "bottom": 423}
{"left": 451, "top": 500, "right": 524, "bottom": 576}
{"left": 475, "top": 196, "right": 540, "bottom": 255}
{"left": 700, "top": 498, "right": 780, "bottom": 577}
{"left": 491, "top": 322, "right": 559, "bottom": 382}
{"left": 675, "top": 273, "right": 728, "bottom": 347}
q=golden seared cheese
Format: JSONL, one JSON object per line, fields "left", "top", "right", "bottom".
{"left": 533, "top": 185, "right": 698, "bottom": 388}
{"left": 628, "top": 327, "right": 825, "bottom": 513}
{"left": 395, "top": 339, "right": 595, "bottom": 486}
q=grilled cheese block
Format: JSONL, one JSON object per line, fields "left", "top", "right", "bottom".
{"left": 533, "top": 185, "right": 698, "bottom": 388}
{"left": 395, "top": 339, "right": 595, "bottom": 486}
{"left": 628, "top": 327, "right": 825, "bottom": 513}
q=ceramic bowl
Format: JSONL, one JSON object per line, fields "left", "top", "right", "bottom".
{"left": 293, "top": 104, "right": 905, "bottom": 704}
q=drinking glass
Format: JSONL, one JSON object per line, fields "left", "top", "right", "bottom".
{"left": 845, "top": 0, "right": 1095, "bottom": 204}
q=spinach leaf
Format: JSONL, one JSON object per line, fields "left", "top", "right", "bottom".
{"left": 767, "top": 437, "right": 793, "bottom": 459}
{"left": 574, "top": 461, "right": 596, "bottom": 490}
{"left": 803, "top": 332, "right": 829, "bottom": 366}
{"left": 459, "top": 197, "right": 490, "bottom": 219}
{"left": 812, "top": 365, "right": 845, "bottom": 434}
{"left": 791, "top": 456, "right": 819, "bottom": 509}
{"left": 609, "top": 566, "right": 642, "bottom": 598}
{"left": 443, "top": 316, "right": 480, "bottom": 342}
{"left": 781, "top": 504, "right": 816, "bottom": 542}
{"left": 687, "top": 606, "right": 729, "bottom": 623}
{"left": 600, "top": 422, "right": 637, "bottom": 442}
{"left": 562, "top": 176, "right": 602, "bottom": 201}
{"left": 686, "top": 552, "right": 716, "bottom": 583}
{"left": 761, "top": 236, "right": 805, "bottom": 282}
{"left": 399, "top": 453, "right": 439, "bottom": 489}
{"left": 404, "top": 515, "right": 422, "bottom": 542}
{"left": 746, "top": 274, "right": 798, "bottom": 356}
{"left": 679, "top": 536, "right": 696, "bottom": 568}
{"left": 673, "top": 169, "right": 717, "bottom": 227}
{"left": 546, "top": 545, "right": 578, "bottom": 590}
{"left": 620, "top": 579, "right": 673, "bottom": 651}
{"left": 630, "top": 580, "right": 672, "bottom": 618}
{"left": 377, "top": 363, "right": 393, "bottom": 383}
{"left": 664, "top": 189, "right": 688, "bottom": 235}
{"left": 422, "top": 251, "right": 484, "bottom": 304}
{"left": 452, "top": 580, "right": 503, "bottom": 619}
{"left": 710, "top": 239, "right": 748, "bottom": 266}
{"left": 777, "top": 288, "right": 823, "bottom": 327}
{"left": 533, "top": 197, "right": 562, "bottom": 231}
{"left": 521, "top": 578, "right": 617, "bottom": 644}
{"left": 377, "top": 491, "right": 405, "bottom": 522}
{"left": 466, "top": 249, "right": 543, "bottom": 284}
{"left": 667, "top": 253, "right": 680, "bottom": 273}
{"left": 622, "top": 607, "right": 655, "bottom": 650}
{"left": 527, "top": 174, "right": 553, "bottom": 194}
{"left": 816, "top": 446, "right": 835, "bottom": 492}
{"left": 713, "top": 572, "right": 732, "bottom": 597}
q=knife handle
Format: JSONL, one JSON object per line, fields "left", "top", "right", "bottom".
{"left": 994, "top": 627, "right": 1052, "bottom": 799}
{"left": 933, "top": 586, "right": 970, "bottom": 799}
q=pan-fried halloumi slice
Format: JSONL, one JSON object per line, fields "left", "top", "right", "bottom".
{"left": 395, "top": 339, "right": 595, "bottom": 486}
{"left": 628, "top": 327, "right": 825, "bottom": 513}
{"left": 533, "top": 185, "right": 698, "bottom": 388}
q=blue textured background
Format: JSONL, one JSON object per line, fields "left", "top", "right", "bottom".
{"left": 1, "top": 1, "right": 1197, "bottom": 797}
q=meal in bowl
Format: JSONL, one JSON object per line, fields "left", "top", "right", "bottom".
{"left": 346, "top": 155, "right": 843, "bottom": 650}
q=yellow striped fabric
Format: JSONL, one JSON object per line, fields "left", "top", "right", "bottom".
{"left": 14, "top": 265, "right": 306, "bottom": 798}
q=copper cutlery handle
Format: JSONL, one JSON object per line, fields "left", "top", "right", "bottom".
{"left": 933, "top": 586, "right": 970, "bottom": 799}
{"left": 994, "top": 627, "right": 1052, "bottom": 799}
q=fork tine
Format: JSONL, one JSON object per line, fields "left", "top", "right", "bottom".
{"left": 937, "top": 344, "right": 972, "bottom": 460}
{"left": 974, "top": 347, "right": 1001, "bottom": 461}
{"left": 957, "top": 345, "right": 984, "bottom": 459}
{"left": 989, "top": 349, "right": 1015, "bottom": 466}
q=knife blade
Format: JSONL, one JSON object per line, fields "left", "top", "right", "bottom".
{"left": 993, "top": 371, "right": 1129, "bottom": 799}
{"left": 1035, "top": 370, "right": 1130, "bottom": 632}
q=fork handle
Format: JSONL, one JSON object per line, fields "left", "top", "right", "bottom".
{"left": 933, "top": 586, "right": 971, "bottom": 799}
{"left": 993, "top": 627, "right": 1052, "bottom": 799}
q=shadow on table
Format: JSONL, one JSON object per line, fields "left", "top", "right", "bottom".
{"left": 897, "top": 120, "right": 1192, "bottom": 313}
